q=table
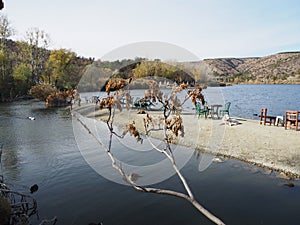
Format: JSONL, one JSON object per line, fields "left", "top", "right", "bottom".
{"left": 208, "top": 104, "right": 223, "bottom": 119}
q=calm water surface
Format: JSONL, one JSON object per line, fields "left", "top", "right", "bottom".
{"left": 220, "top": 84, "right": 300, "bottom": 119}
{"left": 0, "top": 85, "right": 300, "bottom": 225}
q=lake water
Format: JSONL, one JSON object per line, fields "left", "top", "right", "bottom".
{"left": 1, "top": 84, "right": 300, "bottom": 225}
{"left": 81, "top": 84, "right": 300, "bottom": 119}
{"left": 220, "top": 84, "right": 300, "bottom": 119}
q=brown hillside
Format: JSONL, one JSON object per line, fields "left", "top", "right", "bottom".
{"left": 201, "top": 52, "right": 300, "bottom": 84}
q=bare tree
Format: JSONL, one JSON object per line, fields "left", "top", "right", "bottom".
{"left": 0, "top": 14, "right": 14, "bottom": 41}
{"left": 23, "top": 27, "right": 50, "bottom": 84}
{"left": 74, "top": 77, "right": 225, "bottom": 225}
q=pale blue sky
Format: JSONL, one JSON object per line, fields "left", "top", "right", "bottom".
{"left": 2, "top": 0, "right": 300, "bottom": 61}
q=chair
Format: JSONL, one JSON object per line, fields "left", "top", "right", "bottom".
{"left": 133, "top": 97, "right": 153, "bottom": 110}
{"left": 220, "top": 102, "right": 231, "bottom": 116}
{"left": 285, "top": 110, "right": 300, "bottom": 131}
{"left": 195, "top": 101, "right": 208, "bottom": 118}
{"left": 259, "top": 108, "right": 276, "bottom": 125}
{"left": 133, "top": 97, "right": 142, "bottom": 109}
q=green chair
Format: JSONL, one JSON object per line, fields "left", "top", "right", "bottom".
{"left": 220, "top": 102, "right": 231, "bottom": 116}
{"left": 133, "top": 97, "right": 153, "bottom": 110}
{"left": 133, "top": 97, "right": 141, "bottom": 109}
{"left": 195, "top": 101, "right": 208, "bottom": 118}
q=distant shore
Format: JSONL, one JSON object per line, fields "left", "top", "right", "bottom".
{"left": 73, "top": 104, "right": 300, "bottom": 179}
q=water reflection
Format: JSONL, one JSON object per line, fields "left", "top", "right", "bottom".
{"left": 1, "top": 146, "right": 20, "bottom": 180}
{"left": 0, "top": 96, "right": 300, "bottom": 225}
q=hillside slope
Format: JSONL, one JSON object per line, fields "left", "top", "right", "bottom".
{"left": 202, "top": 52, "right": 300, "bottom": 84}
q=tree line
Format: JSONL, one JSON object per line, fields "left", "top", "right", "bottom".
{"left": 77, "top": 58, "right": 199, "bottom": 93}
{"left": 0, "top": 14, "right": 93, "bottom": 102}
{"left": 0, "top": 14, "right": 206, "bottom": 102}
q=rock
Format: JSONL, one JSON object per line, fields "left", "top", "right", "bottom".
{"left": 277, "top": 172, "right": 290, "bottom": 180}
{"left": 283, "top": 183, "right": 295, "bottom": 188}
{"left": 30, "top": 184, "right": 39, "bottom": 193}
{"left": 250, "top": 167, "right": 260, "bottom": 174}
{"left": 262, "top": 169, "right": 272, "bottom": 175}
{"left": 213, "top": 157, "right": 224, "bottom": 163}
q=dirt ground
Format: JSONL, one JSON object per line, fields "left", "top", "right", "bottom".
{"left": 73, "top": 104, "right": 300, "bottom": 178}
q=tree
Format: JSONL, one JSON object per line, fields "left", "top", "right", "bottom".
{"left": 23, "top": 27, "right": 50, "bottom": 85}
{"left": 0, "top": 15, "right": 15, "bottom": 101}
{"left": 46, "top": 49, "right": 93, "bottom": 89}
{"left": 46, "top": 49, "right": 74, "bottom": 87}
{"left": 0, "top": 15, "right": 14, "bottom": 41}
{"left": 74, "top": 74, "right": 224, "bottom": 224}
{"left": 12, "top": 63, "right": 31, "bottom": 95}
{"left": 132, "top": 60, "right": 178, "bottom": 79}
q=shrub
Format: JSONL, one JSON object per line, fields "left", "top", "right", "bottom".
{"left": 29, "top": 83, "right": 56, "bottom": 101}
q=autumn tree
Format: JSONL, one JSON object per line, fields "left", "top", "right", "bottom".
{"left": 131, "top": 60, "right": 177, "bottom": 78}
{"left": 45, "top": 49, "right": 74, "bottom": 87}
{"left": 45, "top": 48, "right": 93, "bottom": 89}
{"left": 29, "top": 82, "right": 56, "bottom": 101}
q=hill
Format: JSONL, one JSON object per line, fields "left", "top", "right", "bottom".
{"left": 201, "top": 52, "right": 300, "bottom": 84}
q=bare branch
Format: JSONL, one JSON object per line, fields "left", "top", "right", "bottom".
{"left": 134, "top": 186, "right": 225, "bottom": 225}
{"left": 73, "top": 110, "right": 225, "bottom": 225}
{"left": 79, "top": 80, "right": 224, "bottom": 224}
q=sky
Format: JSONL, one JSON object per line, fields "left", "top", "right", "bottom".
{"left": 1, "top": 0, "right": 300, "bottom": 61}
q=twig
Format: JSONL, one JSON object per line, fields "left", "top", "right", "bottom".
{"left": 38, "top": 216, "right": 57, "bottom": 225}
{"left": 0, "top": 143, "right": 3, "bottom": 181}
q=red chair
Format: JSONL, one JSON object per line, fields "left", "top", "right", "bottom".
{"left": 285, "top": 110, "right": 300, "bottom": 131}
{"left": 259, "top": 108, "right": 276, "bottom": 125}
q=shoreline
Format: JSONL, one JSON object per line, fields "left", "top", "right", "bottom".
{"left": 73, "top": 104, "right": 300, "bottom": 179}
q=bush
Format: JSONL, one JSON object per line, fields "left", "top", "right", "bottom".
{"left": 29, "top": 83, "right": 56, "bottom": 101}
{"left": 46, "top": 90, "right": 70, "bottom": 107}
